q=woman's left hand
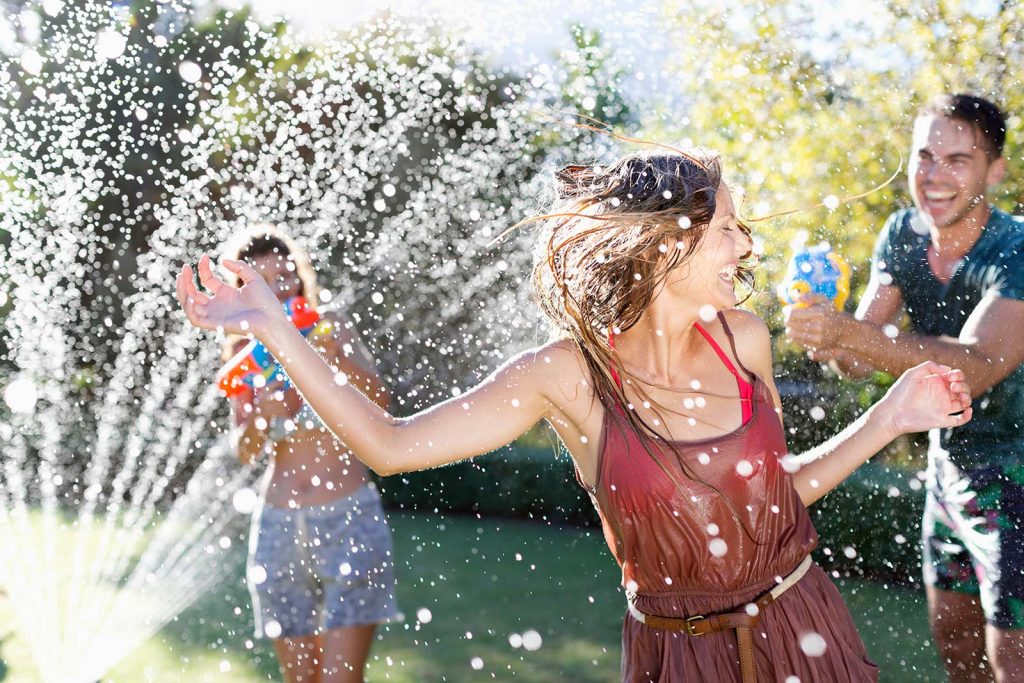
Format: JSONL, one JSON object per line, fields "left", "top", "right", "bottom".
{"left": 876, "top": 361, "right": 973, "bottom": 437}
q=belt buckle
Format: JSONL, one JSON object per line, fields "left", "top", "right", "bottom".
{"left": 685, "top": 615, "right": 706, "bottom": 636}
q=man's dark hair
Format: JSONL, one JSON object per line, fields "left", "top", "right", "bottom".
{"left": 920, "top": 93, "right": 1007, "bottom": 158}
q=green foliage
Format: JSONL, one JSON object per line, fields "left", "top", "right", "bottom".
{"left": 378, "top": 434, "right": 600, "bottom": 527}
{"left": 649, "top": 0, "right": 1024, "bottom": 327}
{"left": 811, "top": 460, "right": 927, "bottom": 585}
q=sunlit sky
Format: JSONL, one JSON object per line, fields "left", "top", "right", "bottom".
{"left": 228, "top": 0, "right": 898, "bottom": 105}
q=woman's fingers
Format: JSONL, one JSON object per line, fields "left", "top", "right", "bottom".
{"left": 945, "top": 368, "right": 966, "bottom": 382}
{"left": 177, "top": 263, "right": 219, "bottom": 329}
{"left": 945, "top": 406, "right": 973, "bottom": 427}
{"left": 221, "top": 258, "right": 260, "bottom": 284}
{"left": 197, "top": 253, "right": 224, "bottom": 292}
{"left": 916, "top": 360, "right": 951, "bottom": 378}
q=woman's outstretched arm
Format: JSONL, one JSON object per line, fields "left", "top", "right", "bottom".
{"left": 786, "top": 362, "right": 970, "bottom": 505}
{"left": 178, "top": 255, "right": 558, "bottom": 475}
{"left": 729, "top": 310, "right": 972, "bottom": 506}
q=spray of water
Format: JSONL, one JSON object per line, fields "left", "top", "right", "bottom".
{"left": 0, "top": 2, "right": 607, "bottom": 679}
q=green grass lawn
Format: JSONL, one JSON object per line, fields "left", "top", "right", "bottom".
{"left": 1, "top": 512, "right": 944, "bottom": 682}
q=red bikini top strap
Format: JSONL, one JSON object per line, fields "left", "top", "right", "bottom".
{"left": 695, "top": 319, "right": 755, "bottom": 424}
{"left": 693, "top": 322, "right": 744, "bottom": 382}
{"left": 608, "top": 328, "right": 623, "bottom": 390}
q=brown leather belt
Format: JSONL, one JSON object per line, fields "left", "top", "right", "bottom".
{"left": 626, "top": 555, "right": 813, "bottom": 683}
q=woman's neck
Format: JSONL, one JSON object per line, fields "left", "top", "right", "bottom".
{"left": 614, "top": 295, "right": 712, "bottom": 385}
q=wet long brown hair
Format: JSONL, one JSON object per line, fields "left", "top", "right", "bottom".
{"left": 528, "top": 149, "right": 761, "bottom": 537}
{"left": 531, "top": 150, "right": 755, "bottom": 443}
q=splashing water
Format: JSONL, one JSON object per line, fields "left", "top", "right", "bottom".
{"left": 0, "top": 2, "right": 601, "bottom": 679}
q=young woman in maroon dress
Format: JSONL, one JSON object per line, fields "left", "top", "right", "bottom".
{"left": 177, "top": 150, "right": 971, "bottom": 682}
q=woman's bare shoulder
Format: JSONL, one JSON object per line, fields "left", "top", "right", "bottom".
{"left": 508, "top": 338, "right": 592, "bottom": 396}
{"left": 719, "top": 308, "right": 773, "bottom": 375}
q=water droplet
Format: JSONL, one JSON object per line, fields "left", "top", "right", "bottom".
{"left": 736, "top": 460, "right": 753, "bottom": 477}
{"left": 707, "top": 523, "right": 719, "bottom": 536}
{"left": 809, "top": 406, "right": 825, "bottom": 421}
{"left": 522, "top": 629, "right": 542, "bottom": 651}
{"left": 698, "top": 452, "right": 711, "bottom": 465}
{"left": 339, "top": 562, "right": 352, "bottom": 576}
{"left": 264, "top": 620, "right": 282, "bottom": 639}
{"left": 370, "top": 291, "right": 384, "bottom": 305}
{"left": 822, "top": 195, "right": 840, "bottom": 210}
{"left": 178, "top": 60, "right": 202, "bottom": 83}
{"left": 4, "top": 377, "right": 38, "bottom": 414}
{"left": 699, "top": 305, "right": 717, "bottom": 322}
{"left": 677, "top": 216, "right": 692, "bottom": 230}
{"left": 95, "top": 29, "right": 127, "bottom": 60}
{"left": 233, "top": 488, "right": 259, "bottom": 518}
{"left": 799, "top": 632, "right": 827, "bottom": 657}
{"left": 248, "top": 565, "right": 267, "bottom": 585}
{"left": 470, "top": 657, "right": 484, "bottom": 670}
{"left": 416, "top": 607, "right": 432, "bottom": 623}
{"left": 709, "top": 538, "right": 728, "bottom": 557}
{"left": 19, "top": 50, "right": 43, "bottom": 75}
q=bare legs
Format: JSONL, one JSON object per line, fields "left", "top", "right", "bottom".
{"left": 928, "top": 587, "right": 1024, "bottom": 682}
{"left": 273, "top": 624, "right": 378, "bottom": 683}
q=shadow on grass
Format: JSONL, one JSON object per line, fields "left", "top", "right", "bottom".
{"left": 0, "top": 633, "right": 9, "bottom": 681}
{"left": 148, "top": 511, "right": 624, "bottom": 682}
{"left": 93, "top": 510, "right": 944, "bottom": 682}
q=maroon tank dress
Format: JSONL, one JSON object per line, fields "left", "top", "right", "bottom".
{"left": 582, "top": 315, "right": 879, "bottom": 682}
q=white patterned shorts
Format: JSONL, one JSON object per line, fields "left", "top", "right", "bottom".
{"left": 247, "top": 483, "right": 401, "bottom": 639}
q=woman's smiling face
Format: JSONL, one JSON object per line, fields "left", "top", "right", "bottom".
{"left": 665, "top": 183, "right": 751, "bottom": 310}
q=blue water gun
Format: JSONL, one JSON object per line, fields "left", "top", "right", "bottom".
{"left": 778, "top": 237, "right": 851, "bottom": 310}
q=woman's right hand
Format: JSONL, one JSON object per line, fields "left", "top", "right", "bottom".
{"left": 875, "top": 361, "right": 972, "bottom": 437}
{"left": 177, "top": 254, "right": 283, "bottom": 337}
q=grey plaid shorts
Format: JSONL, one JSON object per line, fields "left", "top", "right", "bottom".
{"left": 247, "top": 483, "right": 401, "bottom": 639}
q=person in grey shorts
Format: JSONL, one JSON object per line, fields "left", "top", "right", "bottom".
{"left": 222, "top": 225, "right": 400, "bottom": 683}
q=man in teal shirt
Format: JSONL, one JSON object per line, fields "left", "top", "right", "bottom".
{"left": 786, "top": 94, "right": 1024, "bottom": 681}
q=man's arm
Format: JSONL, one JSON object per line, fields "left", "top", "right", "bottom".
{"left": 826, "top": 275, "right": 906, "bottom": 378}
{"left": 790, "top": 291, "right": 1024, "bottom": 397}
